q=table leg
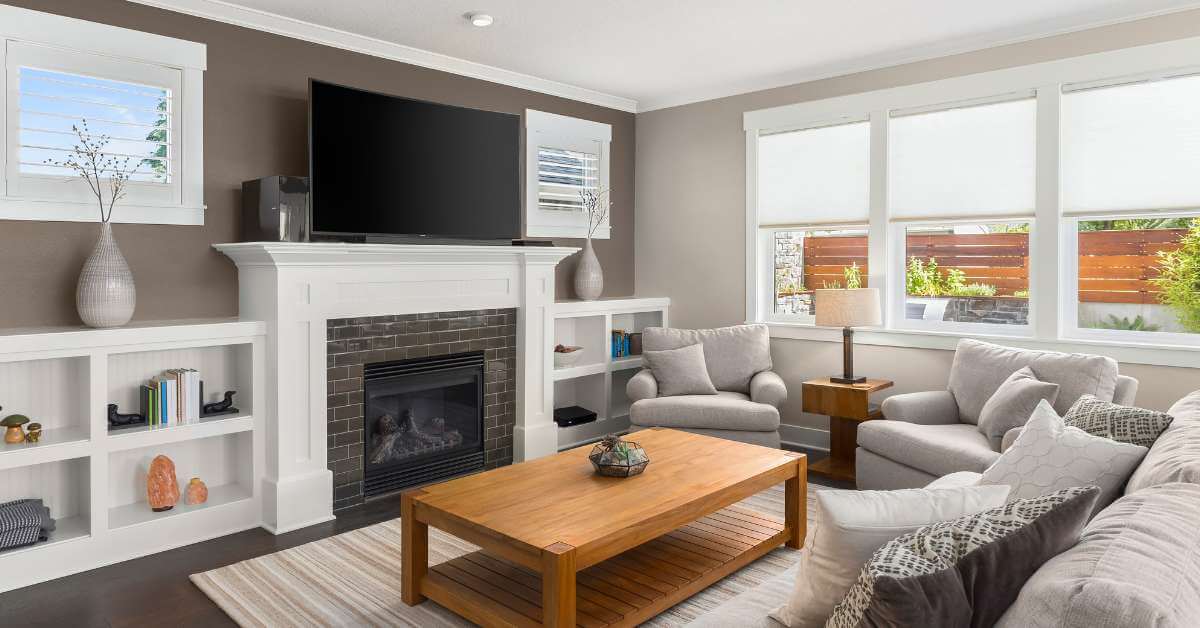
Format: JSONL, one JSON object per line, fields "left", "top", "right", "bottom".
{"left": 541, "top": 542, "right": 577, "bottom": 627}
{"left": 785, "top": 456, "right": 807, "bottom": 549}
{"left": 401, "top": 490, "right": 428, "bottom": 606}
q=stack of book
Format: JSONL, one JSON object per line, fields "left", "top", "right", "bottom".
{"left": 139, "top": 369, "right": 202, "bottom": 427}
{"left": 612, "top": 329, "right": 633, "bottom": 358}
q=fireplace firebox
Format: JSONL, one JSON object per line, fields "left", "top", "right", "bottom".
{"left": 362, "top": 351, "right": 485, "bottom": 498}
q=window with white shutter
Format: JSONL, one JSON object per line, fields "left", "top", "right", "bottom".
{"left": 525, "top": 109, "right": 611, "bottom": 238}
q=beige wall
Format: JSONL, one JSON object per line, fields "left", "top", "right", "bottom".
{"left": 635, "top": 10, "right": 1200, "bottom": 441}
{"left": 0, "top": 0, "right": 636, "bottom": 328}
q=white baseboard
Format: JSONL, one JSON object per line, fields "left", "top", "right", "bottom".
{"left": 779, "top": 424, "right": 830, "bottom": 452}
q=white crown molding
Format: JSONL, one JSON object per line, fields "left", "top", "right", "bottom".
{"left": 637, "top": 2, "right": 1200, "bottom": 112}
{"left": 124, "top": 0, "right": 639, "bottom": 113}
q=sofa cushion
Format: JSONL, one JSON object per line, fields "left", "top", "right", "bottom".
{"left": 977, "top": 366, "right": 1060, "bottom": 450}
{"left": 1064, "top": 394, "right": 1174, "bottom": 448}
{"left": 770, "top": 485, "right": 1009, "bottom": 627}
{"left": 856, "top": 421, "right": 1000, "bottom": 477}
{"left": 998, "top": 483, "right": 1200, "bottom": 628}
{"left": 641, "top": 343, "right": 719, "bottom": 397}
{"left": 1126, "top": 390, "right": 1200, "bottom": 493}
{"left": 980, "top": 401, "right": 1147, "bottom": 515}
{"left": 829, "top": 486, "right": 1099, "bottom": 628}
{"left": 948, "top": 339, "right": 1119, "bottom": 425}
{"left": 643, "top": 324, "right": 772, "bottom": 393}
{"left": 629, "top": 391, "right": 780, "bottom": 432}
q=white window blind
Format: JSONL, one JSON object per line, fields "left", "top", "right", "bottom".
{"left": 18, "top": 67, "right": 172, "bottom": 184}
{"left": 757, "top": 120, "right": 870, "bottom": 226}
{"left": 1062, "top": 74, "right": 1200, "bottom": 215}
{"left": 537, "top": 146, "right": 598, "bottom": 212}
{"left": 889, "top": 98, "right": 1036, "bottom": 220}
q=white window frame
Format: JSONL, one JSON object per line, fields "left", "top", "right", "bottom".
{"left": 743, "top": 35, "right": 1200, "bottom": 367}
{"left": 524, "top": 109, "right": 611, "bottom": 239}
{"left": 0, "top": 5, "right": 205, "bottom": 225}
{"left": 758, "top": 224, "right": 870, "bottom": 325}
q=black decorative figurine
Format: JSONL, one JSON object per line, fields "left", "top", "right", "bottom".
{"left": 107, "top": 403, "right": 147, "bottom": 430}
{"left": 201, "top": 391, "right": 239, "bottom": 417}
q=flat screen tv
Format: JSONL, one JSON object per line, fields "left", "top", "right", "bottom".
{"left": 308, "top": 79, "right": 521, "bottom": 241}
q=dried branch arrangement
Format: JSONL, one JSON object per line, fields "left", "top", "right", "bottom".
{"left": 579, "top": 188, "right": 612, "bottom": 239}
{"left": 43, "top": 119, "right": 135, "bottom": 223}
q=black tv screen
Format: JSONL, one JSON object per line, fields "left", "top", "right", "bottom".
{"left": 309, "top": 80, "right": 520, "bottom": 240}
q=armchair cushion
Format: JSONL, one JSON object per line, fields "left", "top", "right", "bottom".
{"left": 857, "top": 421, "right": 999, "bottom": 478}
{"left": 643, "top": 324, "right": 771, "bottom": 394}
{"left": 626, "top": 369, "right": 658, "bottom": 402}
{"left": 948, "top": 339, "right": 1119, "bottom": 425}
{"left": 641, "top": 343, "right": 718, "bottom": 397}
{"left": 629, "top": 392, "right": 780, "bottom": 432}
{"left": 880, "top": 390, "right": 960, "bottom": 425}
{"left": 749, "top": 370, "right": 787, "bottom": 408}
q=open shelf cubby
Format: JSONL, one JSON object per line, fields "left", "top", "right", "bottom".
{"left": 550, "top": 298, "right": 669, "bottom": 450}
{"left": 0, "top": 319, "right": 265, "bottom": 593}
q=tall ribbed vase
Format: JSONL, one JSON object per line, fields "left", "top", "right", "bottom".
{"left": 77, "top": 222, "right": 135, "bottom": 328}
{"left": 574, "top": 238, "right": 603, "bottom": 301}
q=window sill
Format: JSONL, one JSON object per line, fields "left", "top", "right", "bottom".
{"left": 0, "top": 198, "right": 204, "bottom": 226}
{"left": 759, "top": 320, "right": 1200, "bottom": 369}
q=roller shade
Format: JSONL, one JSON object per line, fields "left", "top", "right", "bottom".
{"left": 757, "top": 120, "right": 870, "bottom": 226}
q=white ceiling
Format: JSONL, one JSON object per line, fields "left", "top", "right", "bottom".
{"left": 137, "top": 0, "right": 1200, "bottom": 111}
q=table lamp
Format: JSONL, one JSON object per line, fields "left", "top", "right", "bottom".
{"left": 815, "top": 288, "right": 881, "bottom": 384}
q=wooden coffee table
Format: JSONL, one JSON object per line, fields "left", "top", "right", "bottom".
{"left": 401, "top": 428, "right": 807, "bottom": 627}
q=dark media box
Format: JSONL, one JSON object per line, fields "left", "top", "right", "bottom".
{"left": 554, "top": 405, "right": 597, "bottom": 428}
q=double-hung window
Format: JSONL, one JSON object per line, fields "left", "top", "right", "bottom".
{"left": 888, "top": 97, "right": 1036, "bottom": 333}
{"left": 1, "top": 5, "right": 205, "bottom": 224}
{"left": 1061, "top": 74, "right": 1200, "bottom": 342}
{"left": 754, "top": 119, "right": 870, "bottom": 323}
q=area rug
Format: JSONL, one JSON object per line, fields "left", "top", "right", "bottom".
{"left": 192, "top": 483, "right": 825, "bottom": 627}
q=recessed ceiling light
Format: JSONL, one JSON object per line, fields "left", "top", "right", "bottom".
{"left": 466, "top": 12, "right": 493, "bottom": 27}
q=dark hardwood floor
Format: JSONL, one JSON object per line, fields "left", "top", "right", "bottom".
{"left": 1, "top": 447, "right": 845, "bottom": 628}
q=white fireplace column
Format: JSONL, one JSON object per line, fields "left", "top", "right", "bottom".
{"left": 216, "top": 242, "right": 577, "bottom": 534}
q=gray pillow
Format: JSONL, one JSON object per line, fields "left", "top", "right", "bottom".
{"left": 1063, "top": 394, "right": 1173, "bottom": 448}
{"left": 828, "top": 485, "right": 1100, "bottom": 628}
{"left": 641, "top": 343, "right": 718, "bottom": 397}
{"left": 642, "top": 325, "right": 771, "bottom": 393}
{"left": 977, "top": 367, "right": 1060, "bottom": 450}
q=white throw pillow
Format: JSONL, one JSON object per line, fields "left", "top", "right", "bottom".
{"left": 980, "top": 400, "right": 1148, "bottom": 513}
{"left": 768, "top": 484, "right": 1010, "bottom": 628}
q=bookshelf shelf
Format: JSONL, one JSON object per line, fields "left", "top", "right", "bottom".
{"left": 549, "top": 298, "right": 668, "bottom": 451}
{"left": 0, "top": 319, "right": 265, "bottom": 592}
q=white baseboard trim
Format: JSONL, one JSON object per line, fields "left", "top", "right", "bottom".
{"left": 780, "top": 424, "right": 830, "bottom": 452}
{"left": 262, "top": 514, "right": 338, "bottom": 536}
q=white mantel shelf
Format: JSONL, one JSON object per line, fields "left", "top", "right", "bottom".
{"left": 215, "top": 241, "right": 578, "bottom": 534}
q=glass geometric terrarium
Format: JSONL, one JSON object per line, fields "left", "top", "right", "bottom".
{"left": 589, "top": 434, "right": 650, "bottom": 477}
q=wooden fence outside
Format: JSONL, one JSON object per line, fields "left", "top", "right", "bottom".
{"left": 790, "top": 229, "right": 1184, "bottom": 304}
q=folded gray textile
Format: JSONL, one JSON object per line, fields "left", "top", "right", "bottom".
{"left": 0, "top": 498, "right": 55, "bottom": 551}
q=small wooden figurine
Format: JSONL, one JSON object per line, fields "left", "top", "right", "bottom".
{"left": 146, "top": 454, "right": 180, "bottom": 512}
{"left": 2, "top": 412, "right": 30, "bottom": 444}
{"left": 24, "top": 423, "right": 42, "bottom": 443}
{"left": 185, "top": 478, "right": 208, "bottom": 505}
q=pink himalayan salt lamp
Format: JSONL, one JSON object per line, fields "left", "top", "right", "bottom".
{"left": 185, "top": 477, "right": 208, "bottom": 506}
{"left": 146, "top": 454, "right": 180, "bottom": 512}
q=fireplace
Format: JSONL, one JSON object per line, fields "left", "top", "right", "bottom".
{"left": 362, "top": 352, "right": 486, "bottom": 498}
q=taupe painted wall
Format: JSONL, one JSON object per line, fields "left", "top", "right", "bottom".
{"left": 0, "top": 0, "right": 635, "bottom": 328}
{"left": 635, "top": 10, "right": 1200, "bottom": 437}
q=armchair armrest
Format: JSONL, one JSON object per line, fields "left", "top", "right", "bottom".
{"left": 880, "top": 390, "right": 961, "bottom": 425}
{"left": 627, "top": 369, "right": 658, "bottom": 402}
{"left": 749, "top": 370, "right": 787, "bottom": 408}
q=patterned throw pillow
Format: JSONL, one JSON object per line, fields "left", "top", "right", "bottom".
{"left": 827, "top": 485, "right": 1100, "bottom": 628}
{"left": 1064, "top": 394, "right": 1174, "bottom": 448}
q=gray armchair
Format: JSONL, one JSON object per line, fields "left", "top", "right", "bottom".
{"left": 856, "top": 339, "right": 1138, "bottom": 490}
{"left": 627, "top": 324, "right": 785, "bottom": 448}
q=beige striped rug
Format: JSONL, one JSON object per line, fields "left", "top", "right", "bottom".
{"left": 192, "top": 483, "right": 823, "bottom": 627}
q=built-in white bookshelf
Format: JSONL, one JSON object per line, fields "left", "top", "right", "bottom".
{"left": 0, "top": 319, "right": 265, "bottom": 592}
{"left": 551, "top": 297, "right": 669, "bottom": 450}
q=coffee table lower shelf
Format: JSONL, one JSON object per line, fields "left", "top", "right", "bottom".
{"left": 422, "top": 504, "right": 788, "bottom": 628}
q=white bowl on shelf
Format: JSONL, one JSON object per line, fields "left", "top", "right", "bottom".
{"left": 554, "top": 347, "right": 584, "bottom": 369}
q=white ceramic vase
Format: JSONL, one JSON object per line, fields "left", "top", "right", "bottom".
{"left": 77, "top": 222, "right": 136, "bottom": 328}
{"left": 574, "top": 238, "right": 604, "bottom": 301}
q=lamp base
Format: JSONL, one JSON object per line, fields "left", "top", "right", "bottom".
{"left": 829, "top": 375, "right": 867, "bottom": 385}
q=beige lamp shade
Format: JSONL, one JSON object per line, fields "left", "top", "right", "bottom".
{"left": 815, "top": 288, "right": 882, "bottom": 328}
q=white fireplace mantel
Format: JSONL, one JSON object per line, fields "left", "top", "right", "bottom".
{"left": 215, "top": 242, "right": 578, "bottom": 534}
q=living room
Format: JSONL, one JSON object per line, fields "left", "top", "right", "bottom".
{"left": 1, "top": 1, "right": 1199, "bottom": 626}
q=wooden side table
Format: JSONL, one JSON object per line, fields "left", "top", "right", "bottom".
{"left": 802, "top": 377, "right": 893, "bottom": 483}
